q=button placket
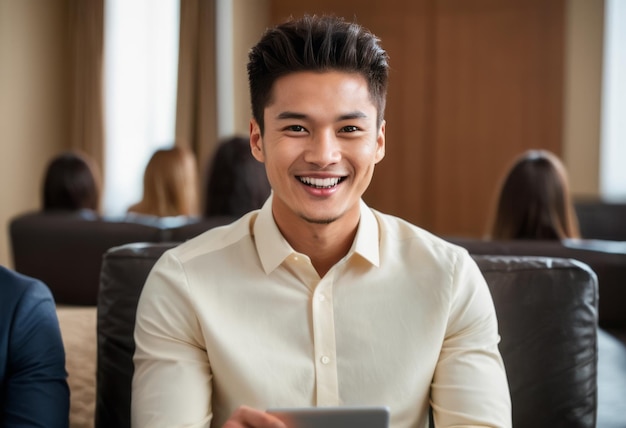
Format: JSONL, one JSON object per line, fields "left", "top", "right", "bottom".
{"left": 311, "top": 275, "right": 339, "bottom": 405}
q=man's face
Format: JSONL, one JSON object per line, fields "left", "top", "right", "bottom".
{"left": 250, "top": 71, "right": 385, "bottom": 227}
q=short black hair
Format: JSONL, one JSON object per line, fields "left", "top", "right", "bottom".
{"left": 248, "top": 15, "right": 389, "bottom": 134}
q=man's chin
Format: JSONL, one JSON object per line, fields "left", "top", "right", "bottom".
{"left": 300, "top": 214, "right": 338, "bottom": 225}
{"left": 298, "top": 210, "right": 340, "bottom": 225}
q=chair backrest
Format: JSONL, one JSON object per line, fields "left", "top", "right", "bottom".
{"left": 9, "top": 212, "right": 163, "bottom": 305}
{"left": 575, "top": 200, "right": 626, "bottom": 241}
{"left": 96, "top": 245, "right": 598, "bottom": 428}
{"left": 8, "top": 212, "right": 236, "bottom": 306}
{"left": 446, "top": 237, "right": 626, "bottom": 330}
{"left": 96, "top": 242, "right": 175, "bottom": 428}
{"left": 164, "top": 216, "right": 238, "bottom": 242}
{"left": 474, "top": 256, "right": 597, "bottom": 427}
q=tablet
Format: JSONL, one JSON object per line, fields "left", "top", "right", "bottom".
{"left": 266, "top": 405, "right": 390, "bottom": 428}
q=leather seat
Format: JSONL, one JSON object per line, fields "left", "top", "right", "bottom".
{"left": 474, "top": 256, "right": 597, "bottom": 427}
{"left": 96, "top": 243, "right": 599, "bottom": 428}
{"left": 9, "top": 212, "right": 236, "bottom": 305}
{"left": 10, "top": 212, "right": 162, "bottom": 305}
{"left": 575, "top": 200, "right": 626, "bottom": 241}
{"left": 446, "top": 237, "right": 626, "bottom": 335}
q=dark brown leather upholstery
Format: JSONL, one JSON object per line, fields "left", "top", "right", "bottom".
{"left": 446, "top": 237, "right": 626, "bottom": 427}
{"left": 96, "top": 244, "right": 599, "bottom": 428}
{"left": 474, "top": 256, "right": 597, "bottom": 427}
{"left": 9, "top": 212, "right": 236, "bottom": 305}
{"left": 96, "top": 243, "right": 174, "bottom": 427}
{"left": 9, "top": 212, "right": 162, "bottom": 305}
{"left": 575, "top": 200, "right": 626, "bottom": 241}
{"left": 446, "top": 237, "right": 626, "bottom": 332}
{"left": 164, "top": 216, "right": 238, "bottom": 242}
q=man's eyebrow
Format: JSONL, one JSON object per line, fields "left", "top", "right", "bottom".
{"left": 276, "top": 111, "right": 307, "bottom": 120}
{"left": 337, "top": 111, "right": 368, "bottom": 121}
{"left": 275, "top": 111, "right": 369, "bottom": 121}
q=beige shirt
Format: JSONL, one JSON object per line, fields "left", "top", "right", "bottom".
{"left": 132, "top": 197, "right": 511, "bottom": 427}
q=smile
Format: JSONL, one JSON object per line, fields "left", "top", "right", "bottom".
{"left": 298, "top": 176, "right": 345, "bottom": 189}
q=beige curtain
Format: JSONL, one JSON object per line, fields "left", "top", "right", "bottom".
{"left": 176, "top": 0, "right": 218, "bottom": 170}
{"left": 68, "top": 0, "right": 105, "bottom": 182}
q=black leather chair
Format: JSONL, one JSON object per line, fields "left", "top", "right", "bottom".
{"left": 446, "top": 237, "right": 626, "bottom": 338}
{"left": 475, "top": 256, "right": 597, "bottom": 427}
{"left": 96, "top": 244, "right": 599, "bottom": 428}
{"left": 9, "top": 211, "right": 236, "bottom": 306}
{"left": 575, "top": 200, "right": 626, "bottom": 241}
{"left": 165, "top": 215, "right": 238, "bottom": 242}
{"left": 9, "top": 211, "right": 163, "bottom": 305}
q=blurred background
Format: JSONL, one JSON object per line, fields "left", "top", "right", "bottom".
{"left": 0, "top": 0, "right": 623, "bottom": 267}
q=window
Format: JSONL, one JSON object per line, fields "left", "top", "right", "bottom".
{"left": 103, "top": 0, "right": 180, "bottom": 216}
{"left": 600, "top": 0, "right": 626, "bottom": 200}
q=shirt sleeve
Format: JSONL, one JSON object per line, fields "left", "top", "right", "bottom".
{"left": 431, "top": 251, "right": 512, "bottom": 427}
{"left": 132, "top": 250, "right": 213, "bottom": 428}
{"left": 4, "top": 281, "right": 70, "bottom": 428}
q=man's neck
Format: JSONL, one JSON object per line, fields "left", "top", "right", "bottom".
{"left": 275, "top": 211, "right": 360, "bottom": 278}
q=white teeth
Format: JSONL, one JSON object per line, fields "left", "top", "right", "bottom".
{"left": 300, "top": 177, "right": 341, "bottom": 188}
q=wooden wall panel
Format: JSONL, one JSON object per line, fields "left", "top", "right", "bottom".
{"left": 268, "top": 0, "right": 565, "bottom": 237}
{"left": 269, "top": 0, "right": 435, "bottom": 229}
{"left": 430, "top": 0, "right": 565, "bottom": 237}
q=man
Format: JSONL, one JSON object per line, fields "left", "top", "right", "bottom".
{"left": 0, "top": 266, "right": 70, "bottom": 427}
{"left": 132, "top": 15, "right": 511, "bottom": 427}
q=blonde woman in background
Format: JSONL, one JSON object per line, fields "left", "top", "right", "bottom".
{"left": 128, "top": 146, "right": 199, "bottom": 218}
{"left": 488, "top": 149, "right": 580, "bottom": 240}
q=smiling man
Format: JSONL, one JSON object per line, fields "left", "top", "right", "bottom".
{"left": 250, "top": 69, "right": 385, "bottom": 278}
{"left": 132, "top": 15, "right": 511, "bottom": 428}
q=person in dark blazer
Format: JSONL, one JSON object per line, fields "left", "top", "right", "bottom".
{"left": 0, "top": 266, "right": 70, "bottom": 427}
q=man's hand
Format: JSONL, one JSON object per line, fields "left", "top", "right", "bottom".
{"left": 223, "top": 405, "right": 287, "bottom": 428}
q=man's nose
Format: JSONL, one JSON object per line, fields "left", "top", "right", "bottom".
{"left": 304, "top": 130, "right": 341, "bottom": 167}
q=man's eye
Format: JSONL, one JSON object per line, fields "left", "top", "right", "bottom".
{"left": 340, "top": 125, "right": 359, "bottom": 133}
{"left": 285, "top": 125, "right": 306, "bottom": 132}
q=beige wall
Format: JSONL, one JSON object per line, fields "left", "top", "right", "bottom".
{"left": 232, "top": 0, "right": 269, "bottom": 134}
{"left": 0, "top": 0, "right": 70, "bottom": 267}
{"left": 0, "top": 0, "right": 607, "bottom": 265}
{"left": 563, "top": 0, "right": 604, "bottom": 199}
{"left": 237, "top": 1, "right": 606, "bottom": 206}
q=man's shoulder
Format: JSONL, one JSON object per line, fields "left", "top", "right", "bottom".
{"left": 0, "top": 267, "right": 57, "bottom": 341}
{"left": 167, "top": 212, "right": 258, "bottom": 264}
{"left": 0, "top": 266, "right": 53, "bottom": 308}
{"left": 371, "top": 209, "right": 468, "bottom": 257}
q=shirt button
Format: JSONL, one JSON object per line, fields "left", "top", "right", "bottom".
{"left": 321, "top": 356, "right": 330, "bottom": 364}
{"left": 317, "top": 294, "right": 326, "bottom": 302}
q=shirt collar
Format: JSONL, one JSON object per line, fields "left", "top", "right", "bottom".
{"left": 352, "top": 199, "right": 380, "bottom": 267}
{"left": 254, "top": 195, "right": 293, "bottom": 274}
{"left": 254, "top": 194, "right": 380, "bottom": 275}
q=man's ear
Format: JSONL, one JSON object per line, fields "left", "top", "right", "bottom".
{"left": 250, "top": 119, "right": 265, "bottom": 162}
{"left": 375, "top": 120, "right": 386, "bottom": 164}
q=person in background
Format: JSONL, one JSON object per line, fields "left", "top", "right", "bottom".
{"left": 132, "top": 15, "right": 511, "bottom": 428}
{"left": 203, "top": 136, "right": 271, "bottom": 218}
{"left": 0, "top": 266, "right": 70, "bottom": 427}
{"left": 488, "top": 149, "right": 581, "bottom": 240}
{"left": 128, "top": 145, "right": 199, "bottom": 218}
{"left": 43, "top": 150, "right": 101, "bottom": 215}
